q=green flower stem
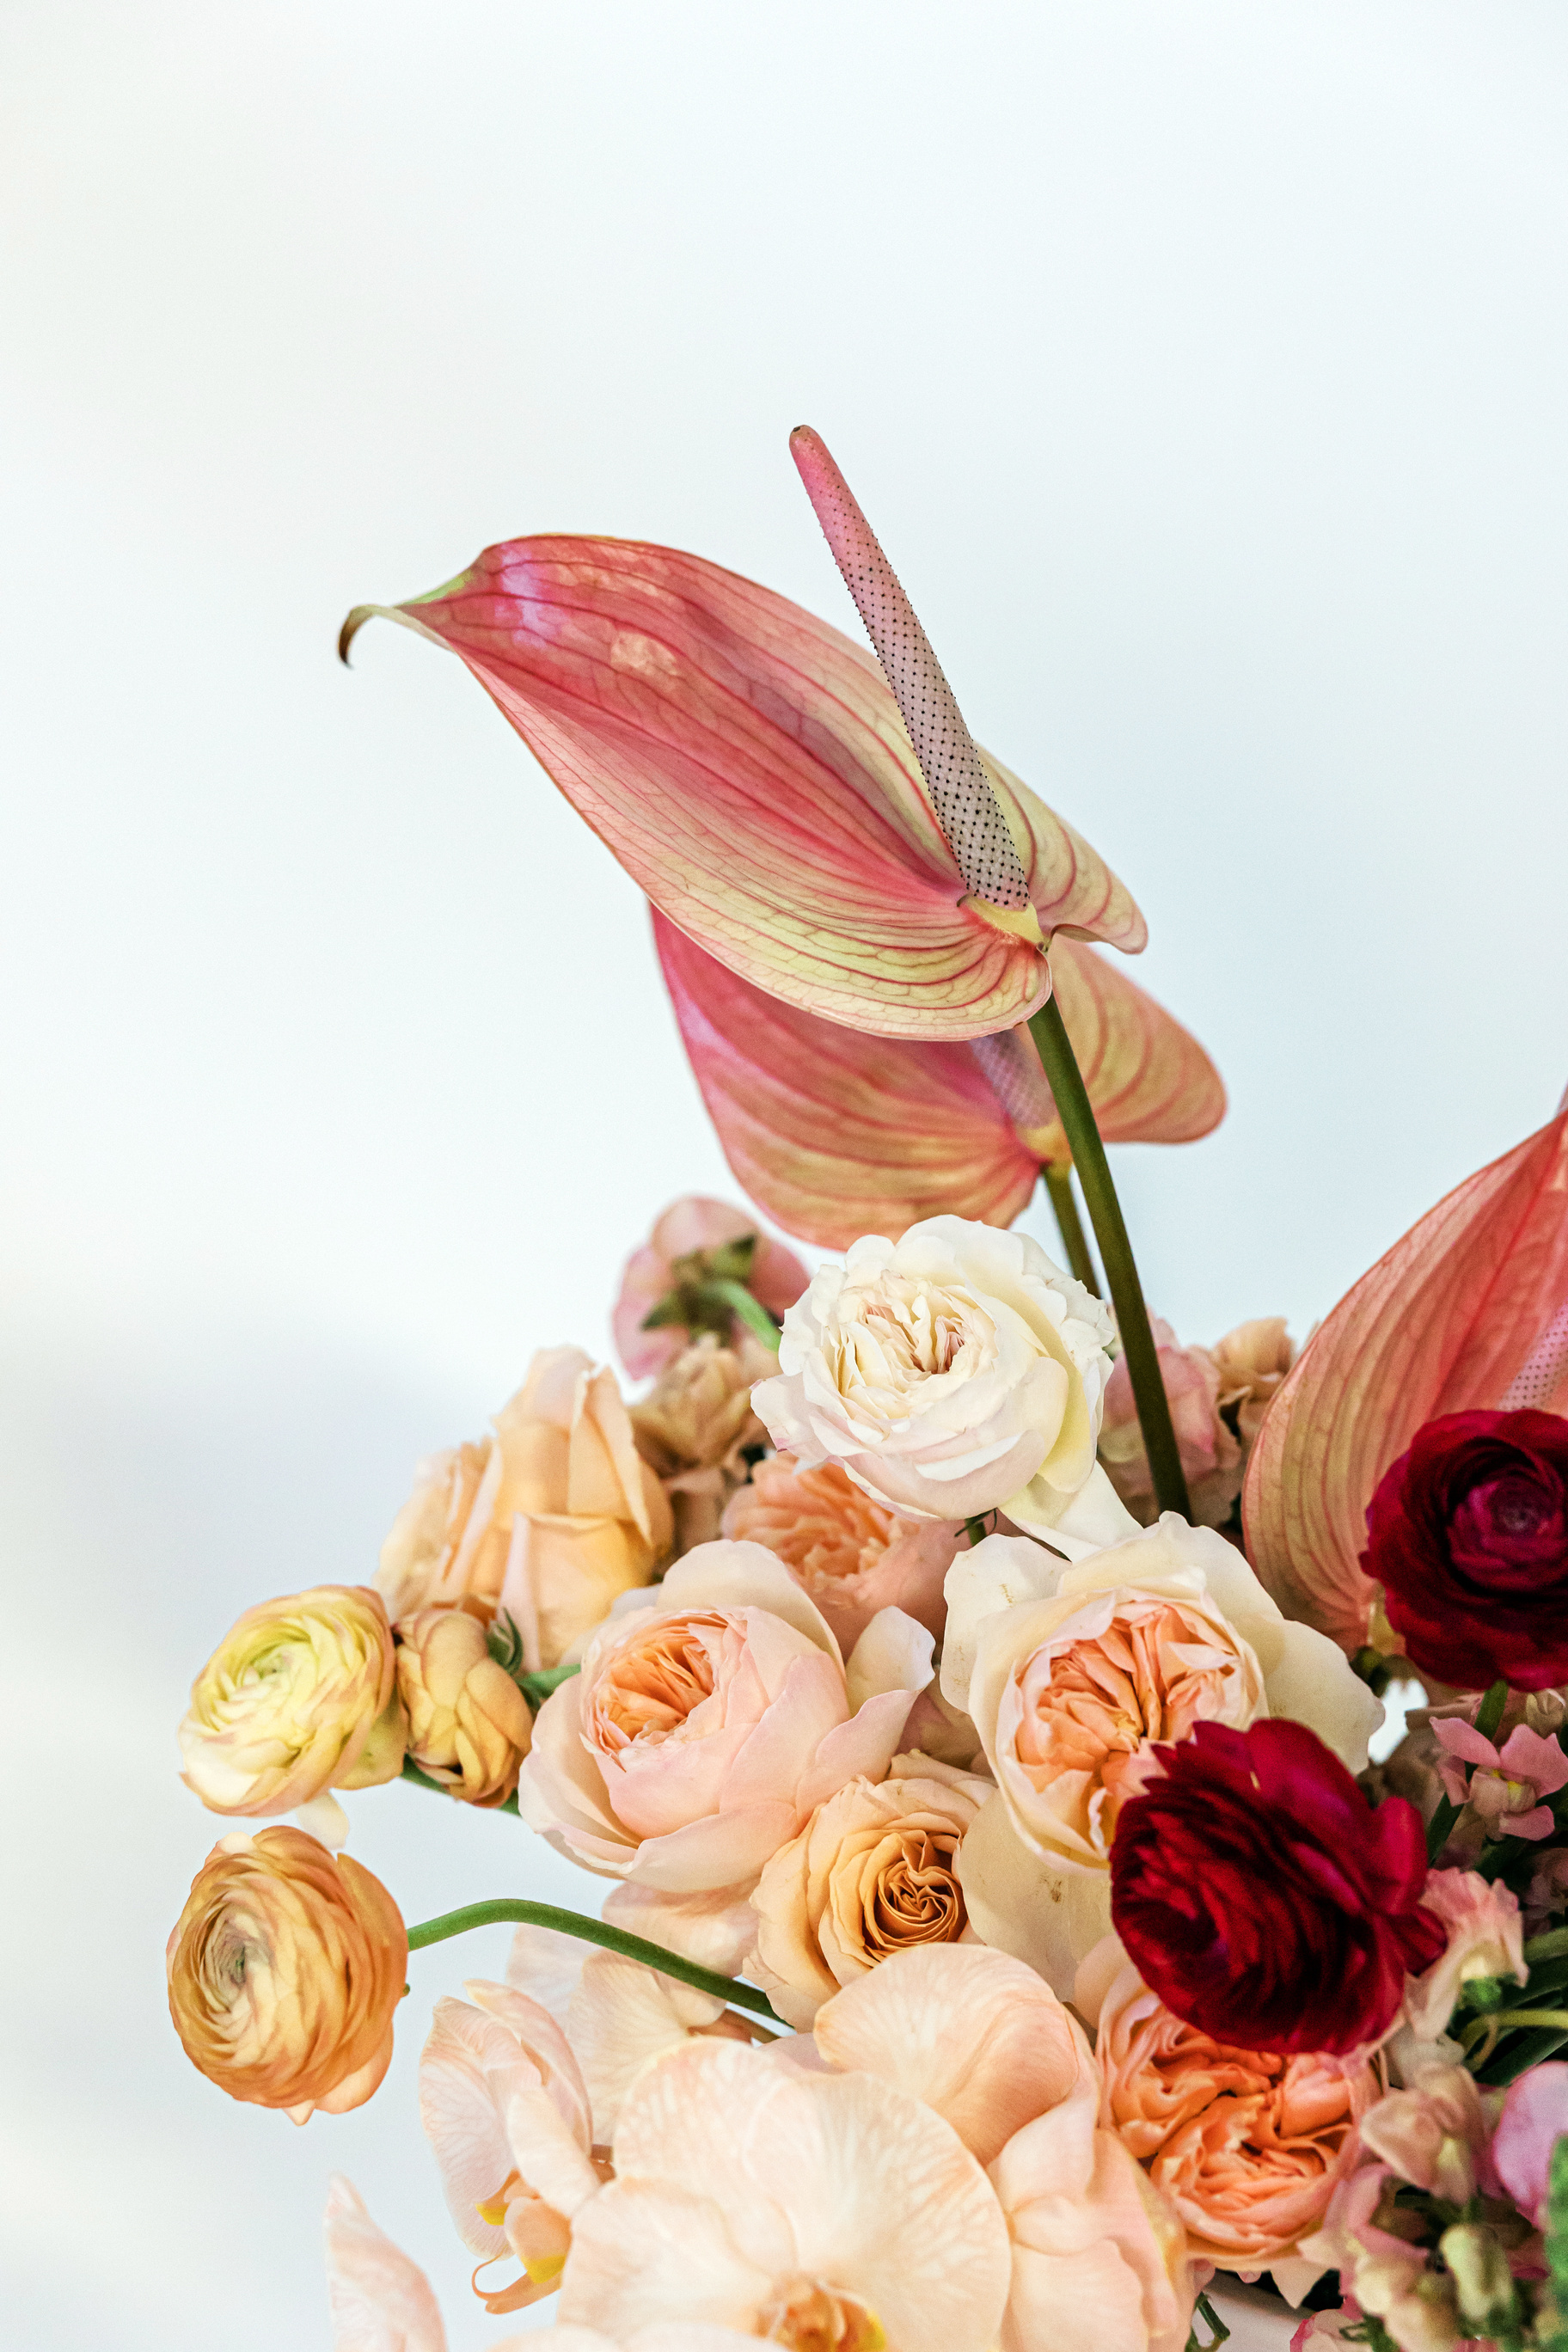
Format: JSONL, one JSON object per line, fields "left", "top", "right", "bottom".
{"left": 1043, "top": 1161, "right": 1101, "bottom": 1295}
{"left": 1465, "top": 2007, "right": 1568, "bottom": 2073}
{"left": 1026, "top": 998, "right": 1191, "bottom": 1520}
{"left": 705, "top": 1279, "right": 782, "bottom": 1353}
{"left": 405, "top": 1897, "right": 786, "bottom": 2024}
{"left": 401, "top": 1757, "right": 520, "bottom": 1816}
{"left": 1427, "top": 1679, "right": 1509, "bottom": 1863}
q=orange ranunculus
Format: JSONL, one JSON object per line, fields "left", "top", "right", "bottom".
{"left": 395, "top": 1604, "right": 533, "bottom": 1806}
{"left": 167, "top": 1826, "right": 406, "bottom": 2121}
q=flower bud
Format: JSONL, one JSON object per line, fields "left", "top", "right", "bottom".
{"left": 1437, "top": 2223, "right": 1519, "bottom": 2335}
{"left": 179, "top": 1585, "right": 405, "bottom": 1816}
{"left": 396, "top": 1606, "right": 532, "bottom": 1806}
{"left": 167, "top": 1827, "right": 407, "bottom": 2119}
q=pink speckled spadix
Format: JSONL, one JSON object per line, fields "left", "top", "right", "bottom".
{"left": 790, "top": 426, "right": 1031, "bottom": 913}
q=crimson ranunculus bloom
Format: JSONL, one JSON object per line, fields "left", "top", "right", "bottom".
{"left": 1109, "top": 1718, "right": 1442, "bottom": 2055}
{"left": 1362, "top": 1408, "right": 1568, "bottom": 1691}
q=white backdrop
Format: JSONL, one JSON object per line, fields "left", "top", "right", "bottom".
{"left": 3, "top": 5, "right": 1567, "bottom": 2346}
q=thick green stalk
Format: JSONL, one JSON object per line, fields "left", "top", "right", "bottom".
{"left": 1027, "top": 998, "right": 1191, "bottom": 1519}
{"left": 405, "top": 1896, "right": 785, "bottom": 2024}
{"left": 1043, "top": 1161, "right": 1100, "bottom": 1295}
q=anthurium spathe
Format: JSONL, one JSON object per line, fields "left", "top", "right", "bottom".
{"left": 1244, "top": 1104, "right": 1568, "bottom": 1653}
{"left": 340, "top": 535, "right": 1144, "bottom": 1040}
{"left": 654, "top": 909, "right": 1224, "bottom": 1249}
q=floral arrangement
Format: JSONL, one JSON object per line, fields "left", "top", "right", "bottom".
{"left": 167, "top": 429, "right": 1568, "bottom": 2352}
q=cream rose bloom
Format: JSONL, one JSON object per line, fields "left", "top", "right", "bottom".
{"left": 748, "top": 1751, "right": 994, "bottom": 2027}
{"left": 942, "top": 1517, "right": 1384, "bottom": 1994}
{"left": 753, "top": 1215, "right": 1138, "bottom": 1550}
{"left": 515, "top": 1541, "right": 934, "bottom": 1894}
{"left": 179, "top": 1584, "right": 405, "bottom": 1816}
{"left": 378, "top": 1347, "right": 672, "bottom": 1669}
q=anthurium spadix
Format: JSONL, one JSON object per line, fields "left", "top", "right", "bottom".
{"left": 654, "top": 910, "right": 1225, "bottom": 1251}
{"left": 1244, "top": 1104, "right": 1568, "bottom": 1653}
{"left": 339, "top": 539, "right": 1144, "bottom": 1041}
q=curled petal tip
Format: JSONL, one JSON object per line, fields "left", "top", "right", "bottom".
{"left": 338, "top": 604, "right": 378, "bottom": 665}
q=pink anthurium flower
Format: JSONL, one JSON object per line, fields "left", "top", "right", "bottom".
{"left": 1243, "top": 1103, "right": 1568, "bottom": 1651}
{"left": 653, "top": 909, "right": 1224, "bottom": 1248}
{"left": 340, "top": 520, "right": 1145, "bottom": 1042}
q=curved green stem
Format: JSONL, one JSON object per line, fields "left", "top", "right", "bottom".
{"left": 1043, "top": 1161, "right": 1100, "bottom": 1295}
{"left": 1026, "top": 998, "right": 1191, "bottom": 1519}
{"left": 706, "top": 1279, "right": 782, "bottom": 1353}
{"left": 405, "top": 1897, "right": 786, "bottom": 2024}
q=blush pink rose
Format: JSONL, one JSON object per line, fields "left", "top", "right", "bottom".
{"left": 1080, "top": 1939, "right": 1375, "bottom": 2295}
{"left": 721, "top": 1453, "right": 962, "bottom": 1650}
{"left": 613, "top": 1197, "right": 809, "bottom": 1381}
{"left": 1098, "top": 1316, "right": 1241, "bottom": 1530}
{"left": 515, "top": 1542, "right": 933, "bottom": 1893}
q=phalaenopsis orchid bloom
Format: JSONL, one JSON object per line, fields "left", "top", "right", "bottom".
{"left": 1244, "top": 1099, "right": 1568, "bottom": 1653}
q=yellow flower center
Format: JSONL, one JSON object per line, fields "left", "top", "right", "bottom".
{"left": 759, "top": 2279, "right": 888, "bottom": 2350}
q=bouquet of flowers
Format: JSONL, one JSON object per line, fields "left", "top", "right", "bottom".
{"left": 166, "top": 430, "right": 1568, "bottom": 2352}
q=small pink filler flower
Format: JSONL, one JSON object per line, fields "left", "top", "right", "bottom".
{"left": 1432, "top": 1719, "right": 1568, "bottom": 1841}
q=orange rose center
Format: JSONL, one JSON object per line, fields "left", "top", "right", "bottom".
{"left": 1013, "top": 1598, "right": 1243, "bottom": 1838}
{"left": 594, "top": 1611, "right": 726, "bottom": 1743}
{"left": 862, "top": 1830, "right": 965, "bottom": 1954}
{"left": 728, "top": 1458, "right": 903, "bottom": 1587}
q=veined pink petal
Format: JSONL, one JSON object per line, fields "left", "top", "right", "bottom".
{"left": 656, "top": 912, "right": 1223, "bottom": 1247}
{"left": 1244, "top": 1107, "right": 1568, "bottom": 1650}
{"left": 341, "top": 535, "right": 1142, "bottom": 1038}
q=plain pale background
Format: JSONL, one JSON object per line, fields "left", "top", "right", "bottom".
{"left": 3, "top": 4, "right": 1567, "bottom": 2345}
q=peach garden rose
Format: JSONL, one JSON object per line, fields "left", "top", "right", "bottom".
{"left": 515, "top": 1540, "right": 934, "bottom": 1894}
{"left": 167, "top": 1825, "right": 406, "bottom": 2121}
{"left": 721, "top": 1450, "right": 961, "bottom": 1650}
{"left": 941, "top": 1516, "right": 1382, "bottom": 1991}
{"left": 1078, "top": 1937, "right": 1375, "bottom": 2298}
{"left": 747, "top": 1751, "right": 993, "bottom": 2027}
{"left": 753, "top": 1214, "right": 1139, "bottom": 1551}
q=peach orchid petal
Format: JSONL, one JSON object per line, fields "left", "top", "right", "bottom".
{"left": 324, "top": 2177, "right": 448, "bottom": 2352}
{"left": 1244, "top": 1106, "right": 1568, "bottom": 1651}
{"left": 563, "top": 2037, "right": 1012, "bottom": 2352}
{"left": 342, "top": 534, "right": 1142, "bottom": 1038}
{"left": 655, "top": 912, "right": 1224, "bottom": 1249}
{"left": 812, "top": 1944, "right": 1088, "bottom": 2167}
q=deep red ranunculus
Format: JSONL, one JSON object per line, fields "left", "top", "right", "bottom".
{"left": 1109, "top": 1718, "right": 1443, "bottom": 2054}
{"left": 1362, "top": 1407, "right": 1568, "bottom": 1692}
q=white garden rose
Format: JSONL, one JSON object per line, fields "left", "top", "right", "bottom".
{"left": 751, "top": 1216, "right": 1137, "bottom": 1548}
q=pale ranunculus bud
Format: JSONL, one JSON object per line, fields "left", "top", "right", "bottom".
{"left": 396, "top": 1604, "right": 533, "bottom": 1806}
{"left": 612, "top": 1196, "right": 809, "bottom": 1380}
{"left": 754, "top": 1215, "right": 1135, "bottom": 1553}
{"left": 167, "top": 1826, "right": 407, "bottom": 2121}
{"left": 1098, "top": 1317, "right": 1240, "bottom": 1530}
{"left": 179, "top": 1584, "right": 405, "bottom": 1816}
{"left": 630, "top": 1333, "right": 771, "bottom": 1556}
{"left": 378, "top": 1347, "right": 673, "bottom": 1670}
{"left": 1210, "top": 1316, "right": 1296, "bottom": 1451}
